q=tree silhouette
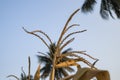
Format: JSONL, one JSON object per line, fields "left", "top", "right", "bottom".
{"left": 81, "top": 0, "right": 120, "bottom": 19}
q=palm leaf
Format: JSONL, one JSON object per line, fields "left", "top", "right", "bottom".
{"left": 73, "top": 68, "right": 90, "bottom": 80}
{"left": 74, "top": 68, "right": 110, "bottom": 80}
{"left": 34, "top": 65, "right": 40, "bottom": 80}
{"left": 23, "top": 27, "right": 50, "bottom": 49}
{"left": 37, "top": 55, "right": 52, "bottom": 64}
{"left": 82, "top": 0, "right": 96, "bottom": 12}
{"left": 56, "top": 9, "right": 80, "bottom": 47}
{"left": 55, "top": 59, "right": 79, "bottom": 68}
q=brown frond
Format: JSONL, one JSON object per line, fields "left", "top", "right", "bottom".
{"left": 74, "top": 68, "right": 110, "bottom": 80}
{"left": 60, "top": 30, "right": 87, "bottom": 45}
{"left": 57, "top": 9, "right": 80, "bottom": 47}
{"left": 29, "top": 29, "right": 52, "bottom": 44}
{"left": 59, "top": 53, "right": 95, "bottom": 68}
{"left": 55, "top": 59, "right": 79, "bottom": 68}
{"left": 60, "top": 38, "right": 74, "bottom": 52}
{"left": 65, "top": 24, "right": 80, "bottom": 32}
{"left": 74, "top": 58, "right": 96, "bottom": 68}
{"left": 73, "top": 68, "right": 90, "bottom": 80}
{"left": 34, "top": 65, "right": 40, "bottom": 80}
{"left": 23, "top": 27, "right": 50, "bottom": 49}
{"left": 71, "top": 51, "right": 98, "bottom": 60}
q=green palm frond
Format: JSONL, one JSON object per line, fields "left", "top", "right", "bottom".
{"left": 100, "top": 0, "right": 114, "bottom": 19}
{"left": 82, "top": 0, "right": 96, "bottom": 12}
{"left": 37, "top": 55, "right": 52, "bottom": 64}
{"left": 40, "top": 64, "right": 51, "bottom": 79}
{"left": 81, "top": 0, "right": 120, "bottom": 19}
{"left": 110, "top": 0, "right": 120, "bottom": 18}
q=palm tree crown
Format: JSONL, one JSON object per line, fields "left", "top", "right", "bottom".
{"left": 23, "top": 9, "right": 99, "bottom": 80}
{"left": 37, "top": 43, "right": 74, "bottom": 79}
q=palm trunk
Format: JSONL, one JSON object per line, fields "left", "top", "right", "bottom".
{"left": 50, "top": 49, "right": 58, "bottom": 80}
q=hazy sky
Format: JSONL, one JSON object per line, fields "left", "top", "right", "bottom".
{"left": 0, "top": 0, "right": 120, "bottom": 80}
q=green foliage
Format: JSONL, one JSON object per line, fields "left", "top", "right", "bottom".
{"left": 81, "top": 0, "right": 120, "bottom": 19}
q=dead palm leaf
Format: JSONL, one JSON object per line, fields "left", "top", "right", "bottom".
{"left": 34, "top": 65, "right": 40, "bottom": 80}
{"left": 73, "top": 67, "right": 110, "bottom": 80}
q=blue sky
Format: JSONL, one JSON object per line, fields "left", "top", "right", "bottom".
{"left": 0, "top": 0, "right": 120, "bottom": 80}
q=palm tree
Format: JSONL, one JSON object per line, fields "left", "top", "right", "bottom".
{"left": 23, "top": 9, "right": 98, "bottom": 80}
{"left": 22, "top": 28, "right": 75, "bottom": 80}
{"left": 81, "top": 0, "right": 120, "bottom": 19}
{"left": 37, "top": 43, "right": 74, "bottom": 79}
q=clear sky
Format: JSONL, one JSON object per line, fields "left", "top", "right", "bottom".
{"left": 0, "top": 0, "right": 120, "bottom": 80}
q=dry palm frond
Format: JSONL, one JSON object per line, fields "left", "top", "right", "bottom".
{"left": 23, "top": 27, "right": 50, "bottom": 49}
{"left": 34, "top": 65, "right": 40, "bottom": 80}
{"left": 50, "top": 8, "right": 82, "bottom": 79}
{"left": 60, "top": 38, "right": 74, "bottom": 51}
{"left": 65, "top": 24, "right": 80, "bottom": 32}
{"left": 60, "top": 30, "right": 87, "bottom": 48}
{"left": 23, "top": 27, "right": 52, "bottom": 44}
{"left": 58, "top": 51, "right": 98, "bottom": 68}
{"left": 96, "top": 70, "right": 110, "bottom": 80}
{"left": 56, "top": 9, "right": 80, "bottom": 47}
{"left": 61, "top": 51, "right": 98, "bottom": 60}
{"left": 56, "top": 55, "right": 97, "bottom": 69}
{"left": 55, "top": 59, "right": 79, "bottom": 68}
{"left": 60, "top": 67, "right": 110, "bottom": 80}
{"left": 73, "top": 67, "right": 110, "bottom": 80}
{"left": 73, "top": 67, "right": 90, "bottom": 80}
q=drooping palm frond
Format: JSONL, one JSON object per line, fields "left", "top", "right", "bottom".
{"left": 60, "top": 64, "right": 110, "bottom": 80}
{"left": 40, "top": 63, "right": 52, "bottom": 79}
{"left": 81, "top": 0, "right": 120, "bottom": 19}
{"left": 100, "top": 0, "right": 115, "bottom": 19}
{"left": 23, "top": 27, "right": 52, "bottom": 50}
{"left": 110, "top": 0, "right": 120, "bottom": 18}
{"left": 73, "top": 67, "right": 110, "bottom": 80}
{"left": 81, "top": 0, "right": 96, "bottom": 12}
{"left": 37, "top": 54, "right": 52, "bottom": 64}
